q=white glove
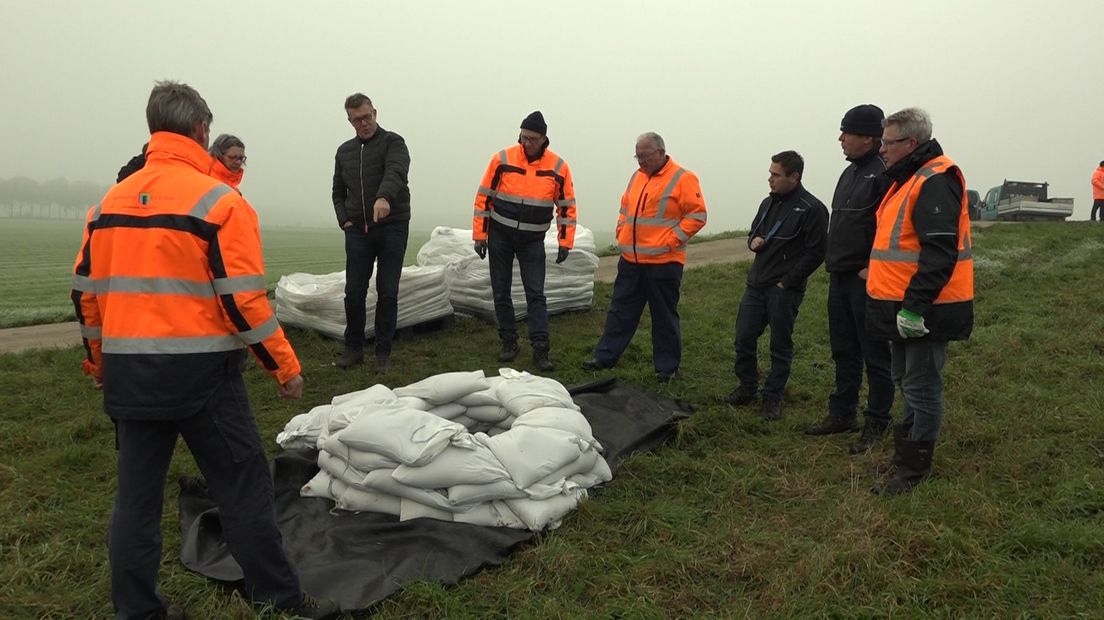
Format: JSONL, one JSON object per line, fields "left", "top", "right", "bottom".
{"left": 896, "top": 309, "right": 929, "bottom": 339}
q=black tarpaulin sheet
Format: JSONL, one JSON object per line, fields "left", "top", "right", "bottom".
{"left": 177, "top": 377, "right": 692, "bottom": 612}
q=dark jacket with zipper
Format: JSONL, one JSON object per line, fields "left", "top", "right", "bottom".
{"left": 745, "top": 183, "right": 828, "bottom": 290}
{"left": 825, "top": 148, "right": 888, "bottom": 272}
{"left": 865, "top": 139, "right": 973, "bottom": 342}
{"left": 332, "top": 126, "right": 411, "bottom": 230}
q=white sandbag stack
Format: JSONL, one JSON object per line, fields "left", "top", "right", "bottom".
{"left": 274, "top": 264, "right": 453, "bottom": 340}
{"left": 415, "top": 226, "right": 600, "bottom": 321}
{"left": 284, "top": 369, "right": 612, "bottom": 531}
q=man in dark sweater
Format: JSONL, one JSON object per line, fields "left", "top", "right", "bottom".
{"left": 805, "top": 105, "right": 895, "bottom": 454}
{"left": 723, "top": 151, "right": 828, "bottom": 420}
{"left": 332, "top": 93, "right": 411, "bottom": 373}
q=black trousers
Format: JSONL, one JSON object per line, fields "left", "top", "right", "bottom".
{"left": 109, "top": 370, "right": 301, "bottom": 619}
{"left": 488, "top": 225, "right": 549, "bottom": 345}
{"left": 343, "top": 220, "right": 410, "bottom": 355}
{"left": 1092, "top": 199, "right": 1104, "bottom": 222}
{"left": 826, "top": 271, "right": 894, "bottom": 424}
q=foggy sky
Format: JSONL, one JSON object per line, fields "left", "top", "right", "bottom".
{"left": 2, "top": 0, "right": 1101, "bottom": 232}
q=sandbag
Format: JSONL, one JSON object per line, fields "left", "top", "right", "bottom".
{"left": 478, "top": 427, "right": 595, "bottom": 489}
{"left": 453, "top": 501, "right": 526, "bottom": 529}
{"left": 320, "top": 435, "right": 400, "bottom": 472}
{"left": 301, "top": 469, "right": 347, "bottom": 502}
{"left": 359, "top": 470, "right": 457, "bottom": 513}
{"left": 339, "top": 407, "right": 466, "bottom": 467}
{"left": 394, "top": 370, "right": 490, "bottom": 405}
{"left": 337, "top": 486, "right": 401, "bottom": 516}
{"left": 504, "top": 488, "right": 587, "bottom": 531}
{"left": 446, "top": 479, "right": 528, "bottom": 506}
{"left": 276, "top": 404, "right": 333, "bottom": 450}
{"left": 392, "top": 442, "right": 510, "bottom": 489}
{"left": 511, "top": 406, "right": 596, "bottom": 442}
{"left": 400, "top": 499, "right": 455, "bottom": 523}
{"left": 495, "top": 369, "right": 578, "bottom": 416}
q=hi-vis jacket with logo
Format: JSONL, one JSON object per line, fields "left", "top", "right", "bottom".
{"left": 616, "top": 157, "right": 708, "bottom": 265}
{"left": 473, "top": 144, "right": 577, "bottom": 248}
{"left": 866, "top": 139, "right": 973, "bottom": 342}
{"left": 71, "top": 131, "right": 301, "bottom": 419}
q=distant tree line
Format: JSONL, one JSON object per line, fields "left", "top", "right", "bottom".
{"left": 0, "top": 176, "right": 111, "bottom": 220}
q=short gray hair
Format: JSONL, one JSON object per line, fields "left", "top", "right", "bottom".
{"left": 209, "top": 134, "right": 245, "bottom": 157}
{"left": 345, "top": 93, "right": 373, "bottom": 110}
{"left": 146, "top": 80, "right": 212, "bottom": 136}
{"left": 884, "top": 107, "right": 932, "bottom": 143}
{"left": 637, "top": 132, "right": 666, "bottom": 151}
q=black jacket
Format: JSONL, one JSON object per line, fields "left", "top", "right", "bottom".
{"left": 865, "top": 139, "right": 973, "bottom": 342}
{"left": 745, "top": 183, "right": 829, "bottom": 290}
{"left": 825, "top": 148, "right": 888, "bottom": 272}
{"left": 332, "top": 126, "right": 411, "bottom": 229}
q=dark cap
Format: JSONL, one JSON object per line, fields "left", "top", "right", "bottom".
{"left": 840, "top": 104, "right": 885, "bottom": 137}
{"left": 520, "top": 110, "right": 547, "bottom": 135}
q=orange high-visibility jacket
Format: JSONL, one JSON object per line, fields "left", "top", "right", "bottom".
{"left": 473, "top": 144, "right": 577, "bottom": 248}
{"left": 616, "top": 157, "right": 708, "bottom": 264}
{"left": 209, "top": 156, "right": 243, "bottom": 191}
{"left": 867, "top": 154, "right": 973, "bottom": 304}
{"left": 1092, "top": 165, "right": 1104, "bottom": 200}
{"left": 72, "top": 132, "right": 300, "bottom": 394}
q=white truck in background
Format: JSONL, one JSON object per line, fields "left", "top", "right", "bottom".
{"left": 976, "top": 180, "right": 1074, "bottom": 221}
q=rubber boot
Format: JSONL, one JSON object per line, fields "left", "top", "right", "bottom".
{"left": 880, "top": 439, "right": 935, "bottom": 496}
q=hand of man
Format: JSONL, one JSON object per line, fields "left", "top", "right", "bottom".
{"left": 92, "top": 376, "right": 103, "bottom": 390}
{"left": 279, "top": 374, "right": 304, "bottom": 399}
{"left": 896, "top": 309, "right": 930, "bottom": 339}
{"left": 372, "top": 198, "right": 390, "bottom": 223}
{"left": 342, "top": 220, "right": 353, "bottom": 229}
{"left": 858, "top": 267, "right": 869, "bottom": 280}
{"left": 556, "top": 247, "right": 569, "bottom": 264}
{"left": 750, "top": 236, "right": 765, "bottom": 251}
{"left": 474, "top": 240, "right": 487, "bottom": 260}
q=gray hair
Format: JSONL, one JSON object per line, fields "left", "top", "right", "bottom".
{"left": 146, "top": 80, "right": 212, "bottom": 137}
{"left": 209, "top": 134, "right": 245, "bottom": 157}
{"left": 884, "top": 107, "right": 932, "bottom": 143}
{"left": 637, "top": 132, "right": 666, "bottom": 151}
{"left": 344, "top": 93, "right": 373, "bottom": 110}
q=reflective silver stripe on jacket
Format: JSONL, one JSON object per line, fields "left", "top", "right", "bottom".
{"left": 555, "top": 197, "right": 576, "bottom": 207}
{"left": 238, "top": 314, "right": 280, "bottom": 344}
{"left": 473, "top": 209, "right": 489, "bottom": 219}
{"left": 619, "top": 243, "right": 679, "bottom": 256}
{"left": 102, "top": 334, "right": 246, "bottom": 354}
{"left": 490, "top": 211, "right": 550, "bottom": 232}
{"left": 69, "top": 274, "right": 266, "bottom": 297}
{"left": 187, "top": 184, "right": 235, "bottom": 219}
{"left": 656, "top": 169, "right": 686, "bottom": 219}
{"left": 80, "top": 324, "right": 102, "bottom": 339}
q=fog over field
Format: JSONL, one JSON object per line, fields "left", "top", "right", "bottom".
{"left": 2, "top": 1, "right": 1100, "bottom": 232}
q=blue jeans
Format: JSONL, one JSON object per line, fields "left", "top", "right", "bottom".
{"left": 891, "top": 339, "right": 948, "bottom": 441}
{"left": 827, "top": 271, "right": 894, "bottom": 424}
{"left": 488, "top": 226, "right": 548, "bottom": 345}
{"left": 110, "top": 366, "right": 301, "bottom": 619}
{"left": 733, "top": 284, "right": 805, "bottom": 400}
{"left": 593, "top": 258, "right": 683, "bottom": 375}
{"left": 343, "top": 220, "right": 409, "bottom": 355}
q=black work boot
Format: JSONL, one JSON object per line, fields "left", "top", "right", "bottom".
{"left": 532, "top": 343, "right": 554, "bottom": 372}
{"left": 498, "top": 337, "right": 520, "bottom": 362}
{"left": 805, "top": 415, "right": 859, "bottom": 436}
{"left": 375, "top": 352, "right": 391, "bottom": 374}
{"left": 722, "top": 383, "right": 758, "bottom": 406}
{"left": 849, "top": 420, "right": 889, "bottom": 455}
{"left": 335, "top": 348, "right": 364, "bottom": 369}
{"left": 581, "top": 358, "right": 613, "bottom": 371}
{"left": 871, "top": 424, "right": 912, "bottom": 490}
{"left": 280, "top": 593, "right": 340, "bottom": 619}
{"left": 761, "top": 396, "right": 783, "bottom": 421}
{"left": 879, "top": 439, "right": 935, "bottom": 496}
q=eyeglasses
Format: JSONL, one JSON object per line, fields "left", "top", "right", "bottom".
{"left": 225, "top": 154, "right": 247, "bottom": 163}
{"left": 634, "top": 150, "right": 659, "bottom": 161}
{"left": 348, "top": 112, "right": 375, "bottom": 126}
{"left": 518, "top": 134, "right": 543, "bottom": 144}
{"left": 881, "top": 137, "right": 912, "bottom": 147}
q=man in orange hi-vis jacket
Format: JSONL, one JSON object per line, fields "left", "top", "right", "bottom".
{"left": 71, "top": 81, "right": 337, "bottom": 620}
{"left": 581, "top": 132, "right": 708, "bottom": 382}
{"left": 1091, "top": 160, "right": 1104, "bottom": 221}
{"left": 472, "top": 111, "right": 577, "bottom": 371}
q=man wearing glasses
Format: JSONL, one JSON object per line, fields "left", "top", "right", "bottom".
{"left": 472, "top": 111, "right": 577, "bottom": 372}
{"left": 866, "top": 107, "right": 973, "bottom": 496}
{"left": 581, "top": 132, "right": 707, "bottom": 383}
{"left": 805, "top": 105, "right": 895, "bottom": 454}
{"left": 332, "top": 93, "right": 411, "bottom": 373}
{"left": 722, "top": 151, "right": 828, "bottom": 420}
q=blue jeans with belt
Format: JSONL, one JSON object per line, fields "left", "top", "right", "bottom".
{"left": 488, "top": 225, "right": 549, "bottom": 345}
{"left": 733, "top": 283, "right": 805, "bottom": 400}
{"left": 343, "top": 220, "right": 410, "bottom": 355}
{"left": 891, "top": 339, "right": 948, "bottom": 441}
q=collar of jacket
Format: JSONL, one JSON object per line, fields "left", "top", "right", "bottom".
{"left": 846, "top": 145, "right": 882, "bottom": 165}
{"left": 209, "top": 156, "right": 243, "bottom": 188}
{"left": 145, "top": 131, "right": 217, "bottom": 173}
{"left": 769, "top": 182, "right": 804, "bottom": 201}
{"left": 886, "top": 139, "right": 944, "bottom": 183}
{"left": 357, "top": 126, "right": 387, "bottom": 145}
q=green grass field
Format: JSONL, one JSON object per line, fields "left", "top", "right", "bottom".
{"left": 1, "top": 222, "right": 1102, "bottom": 618}
{"left": 0, "top": 219, "right": 429, "bottom": 328}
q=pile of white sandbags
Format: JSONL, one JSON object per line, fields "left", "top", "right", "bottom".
{"left": 277, "top": 369, "right": 611, "bottom": 531}
{"left": 274, "top": 265, "right": 453, "bottom": 340}
{"left": 415, "top": 226, "right": 600, "bottom": 321}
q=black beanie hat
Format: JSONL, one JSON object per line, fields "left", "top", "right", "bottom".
{"left": 840, "top": 104, "right": 885, "bottom": 137}
{"left": 520, "top": 111, "right": 547, "bottom": 135}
